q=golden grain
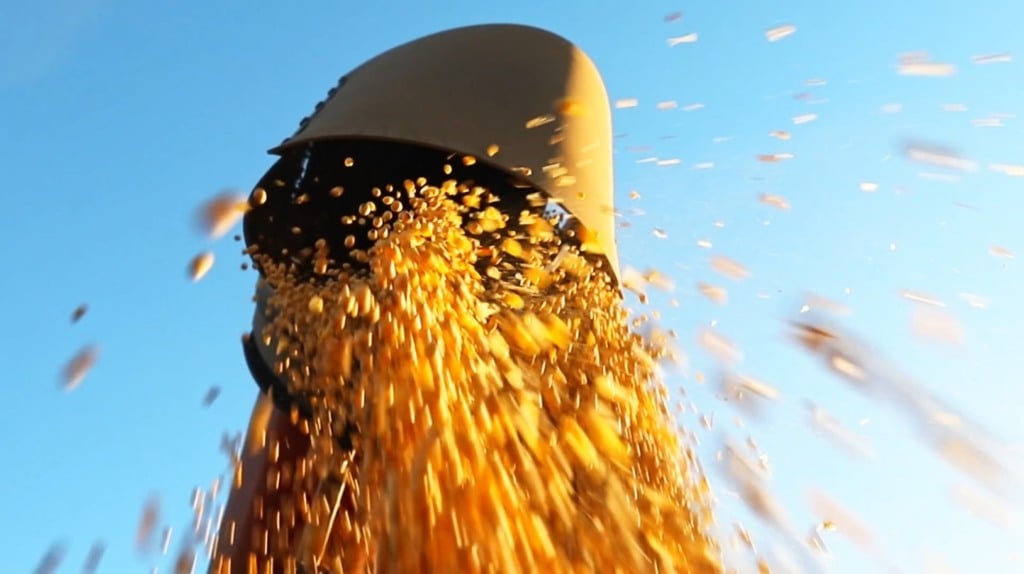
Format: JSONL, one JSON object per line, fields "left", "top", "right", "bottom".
{"left": 237, "top": 176, "right": 720, "bottom": 573}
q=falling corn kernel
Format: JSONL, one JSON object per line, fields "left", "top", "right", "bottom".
{"left": 136, "top": 496, "right": 161, "bottom": 551}
{"left": 486, "top": 144, "right": 500, "bottom": 157}
{"left": 899, "top": 61, "right": 957, "bottom": 77}
{"left": 710, "top": 256, "right": 751, "bottom": 281}
{"left": 189, "top": 252, "right": 215, "bottom": 282}
{"left": 33, "top": 542, "right": 67, "bottom": 574}
{"left": 668, "top": 33, "right": 698, "bottom": 46}
{"left": 698, "top": 283, "right": 728, "bottom": 305}
{"left": 197, "top": 191, "right": 249, "bottom": 239}
{"left": 233, "top": 177, "right": 722, "bottom": 574}
{"left": 201, "top": 386, "right": 221, "bottom": 407}
{"left": 61, "top": 345, "right": 99, "bottom": 391}
{"left": 765, "top": 24, "right": 796, "bottom": 42}
{"left": 82, "top": 542, "right": 105, "bottom": 574}
{"left": 555, "top": 98, "right": 587, "bottom": 117}
{"left": 989, "top": 246, "right": 1014, "bottom": 259}
{"left": 71, "top": 304, "right": 88, "bottom": 324}
{"left": 758, "top": 193, "right": 791, "bottom": 210}
{"left": 525, "top": 114, "right": 556, "bottom": 129}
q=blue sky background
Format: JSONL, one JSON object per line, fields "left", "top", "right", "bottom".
{"left": 2, "top": 1, "right": 1022, "bottom": 572}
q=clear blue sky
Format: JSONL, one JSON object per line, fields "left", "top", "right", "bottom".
{"left": 2, "top": 1, "right": 1022, "bottom": 572}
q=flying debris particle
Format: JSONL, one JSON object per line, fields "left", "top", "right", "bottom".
{"left": 918, "top": 172, "right": 962, "bottom": 183}
{"left": 738, "top": 375, "right": 780, "bottom": 400}
{"left": 901, "top": 290, "right": 946, "bottom": 308}
{"left": 161, "top": 527, "right": 174, "bottom": 555}
{"left": 723, "top": 443, "right": 789, "bottom": 531}
{"left": 82, "top": 542, "right": 105, "bottom": 574}
{"left": 657, "top": 100, "right": 678, "bottom": 110}
{"left": 699, "top": 328, "right": 742, "bottom": 364}
{"left": 805, "top": 402, "right": 876, "bottom": 459}
{"left": 683, "top": 102, "right": 705, "bottom": 112}
{"left": 807, "top": 527, "right": 832, "bottom": 555}
{"left": 759, "top": 194, "right": 791, "bottom": 210}
{"left": 765, "top": 24, "right": 796, "bottom": 42}
{"left": 802, "top": 292, "right": 853, "bottom": 316}
{"left": 668, "top": 33, "right": 699, "bottom": 46}
{"left": 195, "top": 191, "right": 248, "bottom": 239}
{"left": 942, "top": 103, "right": 968, "bottom": 112}
{"left": 486, "top": 144, "right": 500, "bottom": 157}
{"left": 643, "top": 268, "right": 675, "bottom": 292}
{"left": 950, "top": 483, "right": 1017, "bottom": 529}
{"left": 136, "top": 496, "right": 161, "bottom": 551}
{"left": 880, "top": 103, "right": 903, "bottom": 114}
{"left": 807, "top": 490, "right": 877, "bottom": 553}
{"left": 989, "top": 245, "right": 1014, "bottom": 259}
{"left": 698, "top": 283, "right": 728, "bottom": 305}
{"left": 174, "top": 546, "right": 197, "bottom": 574}
{"left": 653, "top": 228, "right": 669, "bottom": 239}
{"left": 697, "top": 239, "right": 713, "bottom": 249}
{"left": 792, "top": 113, "right": 818, "bottom": 125}
{"left": 620, "top": 266, "right": 649, "bottom": 302}
{"left": 937, "top": 431, "right": 1019, "bottom": 495}
{"left": 61, "top": 345, "right": 99, "bottom": 391}
{"left": 614, "top": 98, "right": 639, "bottom": 109}
{"left": 700, "top": 413, "right": 715, "bottom": 430}
{"left": 735, "top": 523, "right": 755, "bottom": 551}
{"left": 188, "top": 252, "right": 215, "bottom": 282}
{"left": 628, "top": 190, "right": 641, "bottom": 200}
{"left": 903, "top": 142, "right": 977, "bottom": 171}
{"left": 935, "top": 434, "right": 1014, "bottom": 493}
{"left": 971, "top": 53, "right": 1012, "bottom": 64}
{"left": 656, "top": 159, "right": 681, "bottom": 167}
{"left": 757, "top": 153, "right": 795, "bottom": 163}
{"left": 201, "top": 386, "right": 221, "bottom": 407}
{"left": 693, "top": 162, "right": 715, "bottom": 170}
{"left": 769, "top": 130, "right": 791, "bottom": 141}
{"left": 973, "top": 117, "right": 1004, "bottom": 128}
{"left": 710, "top": 256, "right": 751, "bottom": 281}
{"left": 70, "top": 304, "right": 88, "bottom": 324}
{"left": 859, "top": 182, "right": 879, "bottom": 193}
{"left": 989, "top": 163, "right": 1024, "bottom": 176}
{"left": 664, "top": 11, "right": 682, "bottom": 22}
{"left": 831, "top": 351, "right": 866, "bottom": 381}
{"left": 525, "top": 114, "right": 556, "bottom": 129}
{"left": 959, "top": 293, "right": 989, "bottom": 309}
{"left": 898, "top": 58, "right": 957, "bottom": 77}
{"left": 33, "top": 541, "right": 67, "bottom": 574}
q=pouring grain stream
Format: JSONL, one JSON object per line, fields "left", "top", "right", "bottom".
{"left": 210, "top": 24, "right": 721, "bottom": 573}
